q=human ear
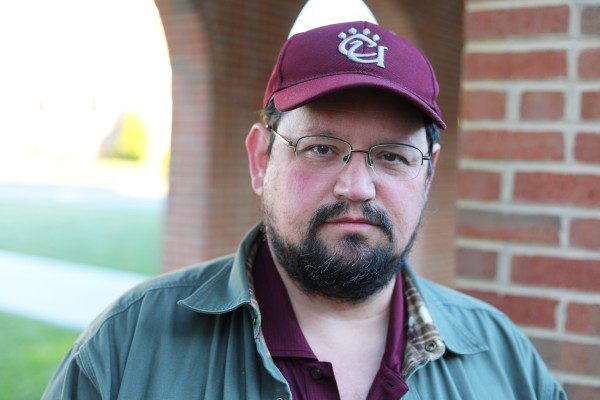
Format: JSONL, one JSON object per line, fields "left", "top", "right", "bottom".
{"left": 245, "top": 123, "right": 271, "bottom": 196}
{"left": 430, "top": 142, "right": 441, "bottom": 169}
{"left": 423, "top": 142, "right": 441, "bottom": 196}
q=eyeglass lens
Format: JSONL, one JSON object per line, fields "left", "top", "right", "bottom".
{"left": 294, "top": 136, "right": 423, "bottom": 180}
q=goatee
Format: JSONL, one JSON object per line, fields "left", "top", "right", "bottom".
{"left": 264, "top": 200, "right": 422, "bottom": 304}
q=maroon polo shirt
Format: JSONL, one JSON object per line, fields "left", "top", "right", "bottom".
{"left": 253, "top": 240, "right": 409, "bottom": 400}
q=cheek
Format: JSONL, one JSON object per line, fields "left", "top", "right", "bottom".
{"left": 289, "top": 163, "right": 313, "bottom": 195}
{"left": 264, "top": 161, "right": 329, "bottom": 229}
{"left": 282, "top": 163, "right": 326, "bottom": 218}
{"left": 379, "top": 181, "right": 427, "bottom": 233}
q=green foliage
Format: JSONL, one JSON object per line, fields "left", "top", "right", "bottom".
{"left": 0, "top": 312, "right": 80, "bottom": 400}
{"left": 115, "top": 114, "right": 149, "bottom": 161}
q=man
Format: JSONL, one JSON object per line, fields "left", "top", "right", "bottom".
{"left": 44, "top": 21, "right": 566, "bottom": 399}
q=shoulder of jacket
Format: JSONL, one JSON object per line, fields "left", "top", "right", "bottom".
{"left": 73, "top": 254, "right": 235, "bottom": 345}
{"left": 415, "top": 277, "right": 531, "bottom": 350}
{"left": 126, "top": 254, "right": 235, "bottom": 294}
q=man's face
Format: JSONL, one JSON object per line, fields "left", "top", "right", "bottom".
{"left": 247, "top": 88, "right": 440, "bottom": 303}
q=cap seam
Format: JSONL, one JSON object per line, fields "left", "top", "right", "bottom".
{"left": 360, "top": 21, "right": 367, "bottom": 75}
{"left": 277, "top": 37, "right": 294, "bottom": 88}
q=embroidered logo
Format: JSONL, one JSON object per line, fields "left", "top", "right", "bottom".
{"left": 338, "top": 27, "right": 388, "bottom": 68}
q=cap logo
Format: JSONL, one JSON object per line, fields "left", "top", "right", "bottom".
{"left": 337, "top": 27, "right": 388, "bottom": 68}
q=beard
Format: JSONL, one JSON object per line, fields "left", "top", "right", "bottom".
{"left": 263, "top": 200, "right": 423, "bottom": 304}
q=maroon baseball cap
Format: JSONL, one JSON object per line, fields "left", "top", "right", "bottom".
{"left": 263, "top": 21, "right": 446, "bottom": 130}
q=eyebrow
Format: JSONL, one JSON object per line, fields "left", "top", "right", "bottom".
{"left": 294, "top": 129, "right": 419, "bottom": 147}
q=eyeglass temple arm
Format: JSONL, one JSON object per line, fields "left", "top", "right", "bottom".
{"left": 265, "top": 125, "right": 294, "bottom": 147}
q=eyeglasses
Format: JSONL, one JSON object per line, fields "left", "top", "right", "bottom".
{"left": 266, "top": 125, "right": 431, "bottom": 181}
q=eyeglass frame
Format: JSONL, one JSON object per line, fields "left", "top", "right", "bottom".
{"left": 265, "top": 124, "right": 432, "bottom": 179}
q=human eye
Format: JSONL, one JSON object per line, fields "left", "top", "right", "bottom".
{"left": 308, "top": 144, "right": 334, "bottom": 156}
{"left": 375, "top": 149, "right": 410, "bottom": 165}
{"left": 297, "top": 137, "right": 346, "bottom": 160}
{"left": 372, "top": 145, "right": 424, "bottom": 172}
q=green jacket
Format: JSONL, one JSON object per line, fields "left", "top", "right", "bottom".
{"left": 43, "top": 225, "right": 566, "bottom": 399}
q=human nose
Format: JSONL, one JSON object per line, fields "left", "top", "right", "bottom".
{"left": 333, "top": 151, "right": 376, "bottom": 202}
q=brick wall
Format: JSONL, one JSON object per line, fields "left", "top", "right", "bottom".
{"left": 155, "top": 0, "right": 213, "bottom": 270}
{"left": 457, "top": 1, "right": 600, "bottom": 397}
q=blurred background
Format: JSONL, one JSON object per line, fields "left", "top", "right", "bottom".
{"left": 0, "top": 0, "right": 170, "bottom": 397}
{"left": 0, "top": 0, "right": 598, "bottom": 399}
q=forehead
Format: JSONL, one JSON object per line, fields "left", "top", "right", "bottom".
{"left": 278, "top": 88, "right": 426, "bottom": 143}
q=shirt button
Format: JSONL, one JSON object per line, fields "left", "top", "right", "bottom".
{"left": 425, "top": 341, "right": 437, "bottom": 352}
{"left": 309, "top": 368, "right": 323, "bottom": 380}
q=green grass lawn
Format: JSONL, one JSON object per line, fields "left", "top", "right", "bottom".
{"left": 0, "top": 159, "right": 165, "bottom": 396}
{"left": 0, "top": 199, "right": 162, "bottom": 397}
{"left": 0, "top": 312, "right": 80, "bottom": 400}
{"left": 0, "top": 201, "right": 162, "bottom": 275}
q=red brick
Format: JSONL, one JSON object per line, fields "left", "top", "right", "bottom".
{"left": 582, "top": 91, "right": 600, "bottom": 119}
{"left": 466, "top": 6, "right": 569, "bottom": 40}
{"left": 464, "top": 51, "right": 567, "bottom": 80}
{"left": 531, "top": 338, "right": 600, "bottom": 376}
{"left": 520, "top": 91, "right": 564, "bottom": 120}
{"left": 458, "top": 210, "right": 559, "bottom": 245}
{"left": 570, "top": 218, "right": 600, "bottom": 249}
{"left": 461, "top": 289, "right": 557, "bottom": 328}
{"left": 579, "top": 49, "right": 600, "bottom": 79}
{"left": 456, "top": 248, "right": 497, "bottom": 279}
{"left": 575, "top": 133, "right": 600, "bottom": 163}
{"left": 514, "top": 173, "right": 600, "bottom": 207}
{"left": 512, "top": 256, "right": 600, "bottom": 292}
{"left": 566, "top": 303, "right": 600, "bottom": 335}
{"left": 460, "top": 130, "right": 563, "bottom": 160}
{"left": 458, "top": 170, "right": 501, "bottom": 200}
{"left": 564, "top": 384, "right": 600, "bottom": 400}
{"left": 582, "top": 6, "right": 600, "bottom": 35}
{"left": 461, "top": 90, "right": 506, "bottom": 120}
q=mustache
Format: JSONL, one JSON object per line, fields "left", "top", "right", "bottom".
{"left": 308, "top": 201, "right": 394, "bottom": 241}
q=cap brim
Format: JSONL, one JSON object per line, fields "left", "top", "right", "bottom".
{"left": 272, "top": 73, "right": 447, "bottom": 130}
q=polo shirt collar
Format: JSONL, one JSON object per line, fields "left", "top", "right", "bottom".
{"left": 252, "top": 238, "right": 316, "bottom": 359}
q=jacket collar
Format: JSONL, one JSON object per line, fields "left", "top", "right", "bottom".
{"left": 178, "top": 223, "right": 487, "bottom": 356}
{"left": 177, "top": 224, "right": 262, "bottom": 315}
{"left": 403, "top": 263, "right": 488, "bottom": 356}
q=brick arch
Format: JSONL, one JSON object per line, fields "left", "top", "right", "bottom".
{"left": 158, "top": 0, "right": 463, "bottom": 281}
{"left": 156, "top": 0, "right": 303, "bottom": 270}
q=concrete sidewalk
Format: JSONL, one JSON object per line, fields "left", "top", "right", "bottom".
{"left": 0, "top": 250, "right": 148, "bottom": 330}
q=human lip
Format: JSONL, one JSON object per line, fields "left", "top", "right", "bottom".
{"left": 325, "top": 217, "right": 378, "bottom": 226}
